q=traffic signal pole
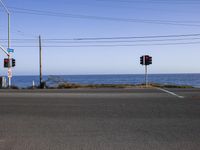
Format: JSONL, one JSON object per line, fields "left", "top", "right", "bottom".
{"left": 7, "top": 10, "right": 11, "bottom": 87}
{"left": 145, "top": 65, "right": 148, "bottom": 87}
{"left": 140, "top": 55, "right": 152, "bottom": 88}
{"left": 0, "top": 0, "right": 12, "bottom": 87}
{"left": 7, "top": 6, "right": 11, "bottom": 87}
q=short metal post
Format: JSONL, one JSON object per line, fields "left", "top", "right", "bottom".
{"left": 145, "top": 65, "right": 148, "bottom": 87}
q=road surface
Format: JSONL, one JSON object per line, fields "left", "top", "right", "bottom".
{"left": 0, "top": 88, "right": 200, "bottom": 150}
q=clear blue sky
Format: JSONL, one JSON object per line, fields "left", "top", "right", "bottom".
{"left": 0, "top": 0, "right": 200, "bottom": 75}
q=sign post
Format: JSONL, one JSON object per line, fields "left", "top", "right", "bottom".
{"left": 7, "top": 48, "right": 14, "bottom": 87}
{"left": 8, "top": 68, "right": 12, "bottom": 79}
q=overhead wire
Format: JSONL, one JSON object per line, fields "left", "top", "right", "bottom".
{"left": 7, "top": 7, "right": 200, "bottom": 27}
{"left": 1, "top": 33, "right": 200, "bottom": 42}
{"left": 1, "top": 37, "right": 200, "bottom": 44}
{"left": 44, "top": 33, "right": 200, "bottom": 41}
{"left": 1, "top": 36, "right": 200, "bottom": 47}
{"left": 2, "top": 41, "right": 200, "bottom": 48}
{"left": 96, "top": 0, "right": 200, "bottom": 5}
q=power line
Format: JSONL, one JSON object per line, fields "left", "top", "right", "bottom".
{"left": 2, "top": 41, "right": 200, "bottom": 48}
{"left": 1, "top": 33, "right": 200, "bottom": 42}
{"left": 8, "top": 7, "right": 200, "bottom": 27}
{"left": 1, "top": 37, "right": 200, "bottom": 44}
{"left": 96, "top": 0, "right": 200, "bottom": 5}
{"left": 45, "top": 33, "right": 200, "bottom": 41}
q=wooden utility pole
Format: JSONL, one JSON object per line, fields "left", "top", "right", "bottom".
{"left": 39, "top": 35, "right": 42, "bottom": 88}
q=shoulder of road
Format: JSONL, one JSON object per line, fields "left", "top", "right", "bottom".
{"left": 0, "top": 88, "right": 199, "bottom": 100}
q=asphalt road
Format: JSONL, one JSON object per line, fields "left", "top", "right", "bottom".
{"left": 0, "top": 88, "right": 200, "bottom": 150}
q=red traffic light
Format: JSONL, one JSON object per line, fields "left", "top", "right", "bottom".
{"left": 145, "top": 55, "right": 149, "bottom": 60}
{"left": 140, "top": 55, "right": 152, "bottom": 65}
{"left": 4, "top": 59, "right": 9, "bottom": 63}
{"left": 4, "top": 58, "right": 10, "bottom": 68}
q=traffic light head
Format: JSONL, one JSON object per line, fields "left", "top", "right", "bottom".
{"left": 145, "top": 55, "right": 148, "bottom": 65}
{"left": 144, "top": 55, "right": 152, "bottom": 65}
{"left": 3, "top": 58, "right": 16, "bottom": 68}
{"left": 148, "top": 57, "right": 152, "bottom": 65}
{"left": 140, "top": 55, "right": 152, "bottom": 66}
{"left": 12, "top": 58, "right": 16, "bottom": 67}
{"left": 4, "top": 58, "right": 9, "bottom": 68}
{"left": 140, "top": 56, "right": 144, "bottom": 65}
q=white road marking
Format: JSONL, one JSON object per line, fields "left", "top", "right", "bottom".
{"left": 157, "top": 88, "right": 184, "bottom": 99}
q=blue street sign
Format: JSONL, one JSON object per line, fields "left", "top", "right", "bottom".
{"left": 7, "top": 48, "right": 14, "bottom": 53}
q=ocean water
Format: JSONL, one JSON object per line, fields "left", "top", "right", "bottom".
{"left": 9, "top": 74, "right": 200, "bottom": 88}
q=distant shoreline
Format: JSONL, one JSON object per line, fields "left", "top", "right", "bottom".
{"left": 2, "top": 74, "right": 199, "bottom": 89}
{"left": 1, "top": 83, "right": 194, "bottom": 90}
{"left": 6, "top": 73, "right": 200, "bottom": 77}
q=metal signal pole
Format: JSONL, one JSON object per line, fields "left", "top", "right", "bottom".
{"left": 145, "top": 65, "right": 148, "bottom": 87}
{"left": 0, "top": 0, "right": 12, "bottom": 87}
{"left": 140, "top": 55, "right": 152, "bottom": 88}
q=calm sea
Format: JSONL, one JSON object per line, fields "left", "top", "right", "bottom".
{"left": 9, "top": 74, "right": 200, "bottom": 88}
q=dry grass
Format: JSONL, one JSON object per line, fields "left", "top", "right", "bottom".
{"left": 57, "top": 82, "right": 194, "bottom": 89}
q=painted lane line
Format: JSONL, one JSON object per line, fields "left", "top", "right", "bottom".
{"left": 157, "top": 88, "right": 184, "bottom": 99}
